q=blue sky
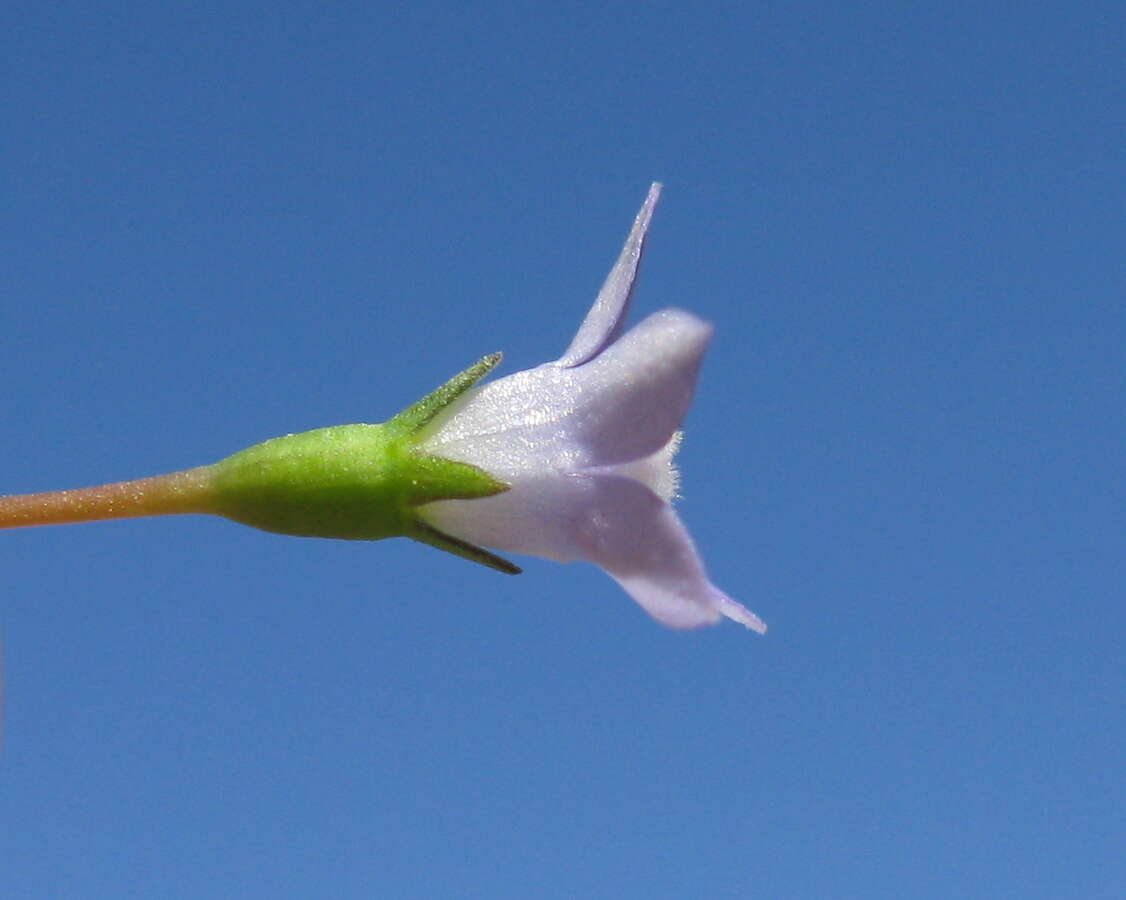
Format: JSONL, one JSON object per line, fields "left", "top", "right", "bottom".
{"left": 3, "top": 2, "right": 1124, "bottom": 897}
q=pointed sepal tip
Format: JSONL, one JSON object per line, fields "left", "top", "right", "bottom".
{"left": 388, "top": 353, "right": 503, "bottom": 435}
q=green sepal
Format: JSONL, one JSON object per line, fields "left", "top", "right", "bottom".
{"left": 399, "top": 452, "right": 509, "bottom": 505}
{"left": 410, "top": 520, "right": 522, "bottom": 575}
{"left": 386, "top": 352, "right": 502, "bottom": 436}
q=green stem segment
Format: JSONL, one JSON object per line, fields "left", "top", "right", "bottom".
{"left": 0, "top": 467, "right": 215, "bottom": 530}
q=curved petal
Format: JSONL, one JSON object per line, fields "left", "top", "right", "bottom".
{"left": 571, "top": 475, "right": 764, "bottom": 631}
{"left": 419, "top": 309, "right": 712, "bottom": 474}
{"left": 558, "top": 183, "right": 662, "bottom": 368}
{"left": 418, "top": 472, "right": 765, "bottom": 632}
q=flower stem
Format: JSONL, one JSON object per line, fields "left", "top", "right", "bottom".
{"left": 0, "top": 467, "right": 216, "bottom": 530}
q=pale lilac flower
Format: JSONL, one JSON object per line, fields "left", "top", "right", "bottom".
{"left": 415, "top": 184, "right": 765, "bottom": 632}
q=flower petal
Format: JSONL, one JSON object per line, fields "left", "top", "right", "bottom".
{"left": 558, "top": 183, "right": 662, "bottom": 368}
{"left": 419, "top": 472, "right": 765, "bottom": 632}
{"left": 418, "top": 471, "right": 599, "bottom": 563}
{"left": 420, "top": 309, "right": 712, "bottom": 474}
{"left": 570, "top": 475, "right": 764, "bottom": 631}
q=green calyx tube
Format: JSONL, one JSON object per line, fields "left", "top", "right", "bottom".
{"left": 208, "top": 352, "right": 520, "bottom": 573}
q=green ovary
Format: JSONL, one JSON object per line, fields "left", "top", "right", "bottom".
{"left": 209, "top": 424, "right": 409, "bottom": 541}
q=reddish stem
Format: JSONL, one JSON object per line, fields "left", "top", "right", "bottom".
{"left": 0, "top": 467, "right": 215, "bottom": 530}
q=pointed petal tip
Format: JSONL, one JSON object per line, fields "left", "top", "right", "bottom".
{"left": 634, "top": 182, "right": 661, "bottom": 235}
{"left": 717, "top": 595, "right": 767, "bottom": 634}
{"left": 558, "top": 184, "right": 665, "bottom": 368}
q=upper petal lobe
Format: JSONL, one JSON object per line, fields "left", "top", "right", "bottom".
{"left": 558, "top": 182, "right": 662, "bottom": 368}
{"left": 420, "top": 309, "right": 712, "bottom": 474}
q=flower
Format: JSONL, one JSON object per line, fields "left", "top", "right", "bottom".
{"left": 3, "top": 184, "right": 764, "bottom": 634}
{"left": 414, "top": 184, "right": 765, "bottom": 632}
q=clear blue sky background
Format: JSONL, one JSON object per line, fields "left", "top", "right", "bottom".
{"left": 3, "top": 2, "right": 1123, "bottom": 897}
